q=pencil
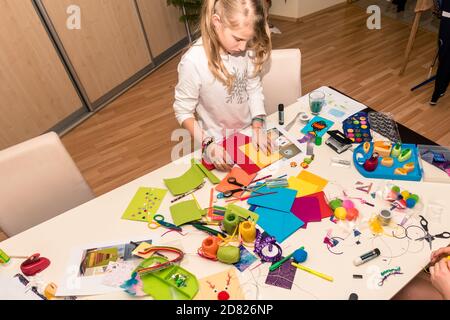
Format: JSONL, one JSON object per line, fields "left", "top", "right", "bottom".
{"left": 291, "top": 262, "right": 334, "bottom": 282}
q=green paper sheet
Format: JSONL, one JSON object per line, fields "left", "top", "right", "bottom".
{"left": 170, "top": 200, "right": 204, "bottom": 226}
{"left": 164, "top": 164, "right": 205, "bottom": 196}
{"left": 192, "top": 159, "right": 220, "bottom": 184}
{"left": 227, "top": 204, "right": 259, "bottom": 223}
{"left": 121, "top": 187, "right": 167, "bottom": 222}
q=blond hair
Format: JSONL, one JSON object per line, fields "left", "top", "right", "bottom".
{"left": 200, "top": 0, "right": 272, "bottom": 90}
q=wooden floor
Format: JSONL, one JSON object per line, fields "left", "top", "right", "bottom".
{"left": 1, "top": 4, "right": 447, "bottom": 241}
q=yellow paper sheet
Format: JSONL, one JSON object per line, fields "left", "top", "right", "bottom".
{"left": 288, "top": 176, "right": 322, "bottom": 197}
{"left": 239, "top": 143, "right": 281, "bottom": 168}
{"left": 296, "top": 170, "right": 329, "bottom": 189}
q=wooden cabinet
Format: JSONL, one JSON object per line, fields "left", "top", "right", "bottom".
{"left": 0, "top": 0, "right": 84, "bottom": 150}
{"left": 136, "top": 0, "right": 188, "bottom": 59}
{"left": 39, "top": 0, "right": 152, "bottom": 105}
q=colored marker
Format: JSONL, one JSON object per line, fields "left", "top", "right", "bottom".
{"left": 269, "top": 246, "right": 304, "bottom": 272}
{"left": 0, "top": 248, "right": 10, "bottom": 264}
{"left": 353, "top": 248, "right": 381, "bottom": 266}
{"left": 291, "top": 262, "right": 334, "bottom": 282}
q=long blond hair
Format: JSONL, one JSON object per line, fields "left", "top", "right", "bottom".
{"left": 200, "top": 0, "right": 272, "bottom": 90}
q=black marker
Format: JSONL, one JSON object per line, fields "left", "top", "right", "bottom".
{"left": 353, "top": 248, "right": 381, "bottom": 266}
{"left": 278, "top": 104, "right": 284, "bottom": 125}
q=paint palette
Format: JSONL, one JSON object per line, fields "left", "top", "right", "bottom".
{"left": 353, "top": 142, "right": 422, "bottom": 182}
{"left": 342, "top": 112, "right": 372, "bottom": 143}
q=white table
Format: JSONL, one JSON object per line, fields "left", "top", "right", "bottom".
{"left": 1, "top": 87, "right": 449, "bottom": 300}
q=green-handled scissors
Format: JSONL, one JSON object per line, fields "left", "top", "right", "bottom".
{"left": 148, "top": 214, "right": 183, "bottom": 232}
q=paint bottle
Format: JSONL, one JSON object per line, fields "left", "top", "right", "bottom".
{"left": 0, "top": 248, "right": 11, "bottom": 265}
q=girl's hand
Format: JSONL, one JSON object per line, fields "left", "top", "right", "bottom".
{"left": 430, "top": 247, "right": 450, "bottom": 265}
{"left": 252, "top": 127, "right": 272, "bottom": 155}
{"left": 430, "top": 258, "right": 450, "bottom": 300}
{"left": 205, "top": 143, "right": 233, "bottom": 172}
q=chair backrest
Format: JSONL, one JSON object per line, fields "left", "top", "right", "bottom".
{"left": 262, "top": 49, "right": 302, "bottom": 115}
{"left": 0, "top": 132, "right": 94, "bottom": 237}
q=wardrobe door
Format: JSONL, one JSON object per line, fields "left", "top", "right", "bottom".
{"left": 0, "top": 0, "right": 85, "bottom": 150}
{"left": 136, "top": 0, "right": 188, "bottom": 60}
{"left": 39, "top": 0, "right": 152, "bottom": 106}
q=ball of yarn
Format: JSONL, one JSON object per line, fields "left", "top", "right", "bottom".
{"left": 329, "top": 199, "right": 343, "bottom": 211}
{"left": 334, "top": 207, "right": 347, "bottom": 220}
{"left": 391, "top": 186, "right": 401, "bottom": 193}
{"left": 293, "top": 248, "right": 308, "bottom": 263}
{"left": 343, "top": 200, "right": 355, "bottom": 209}
{"left": 406, "top": 198, "right": 416, "bottom": 209}
{"left": 409, "top": 194, "right": 419, "bottom": 202}
{"left": 346, "top": 208, "right": 359, "bottom": 221}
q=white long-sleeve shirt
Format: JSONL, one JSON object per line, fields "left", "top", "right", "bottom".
{"left": 173, "top": 39, "right": 266, "bottom": 140}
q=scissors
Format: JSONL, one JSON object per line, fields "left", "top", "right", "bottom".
{"left": 219, "top": 177, "right": 262, "bottom": 199}
{"left": 148, "top": 214, "right": 183, "bottom": 232}
{"left": 415, "top": 215, "right": 450, "bottom": 250}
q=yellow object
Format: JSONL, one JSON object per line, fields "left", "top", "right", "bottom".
{"left": 381, "top": 157, "right": 394, "bottom": 167}
{"left": 363, "top": 142, "right": 371, "bottom": 154}
{"left": 239, "top": 143, "right": 282, "bottom": 168}
{"left": 239, "top": 221, "right": 256, "bottom": 243}
{"left": 394, "top": 167, "right": 408, "bottom": 175}
{"left": 44, "top": 283, "right": 58, "bottom": 300}
{"left": 403, "top": 162, "right": 415, "bottom": 173}
{"left": 132, "top": 242, "right": 154, "bottom": 259}
{"left": 296, "top": 170, "right": 329, "bottom": 189}
{"left": 291, "top": 262, "right": 334, "bottom": 282}
{"left": 374, "top": 141, "right": 393, "bottom": 158}
{"left": 288, "top": 176, "right": 321, "bottom": 197}
{"left": 369, "top": 216, "right": 384, "bottom": 234}
{"left": 401, "top": 191, "right": 410, "bottom": 199}
{"left": 334, "top": 207, "right": 347, "bottom": 220}
{"left": 446, "top": 256, "right": 450, "bottom": 261}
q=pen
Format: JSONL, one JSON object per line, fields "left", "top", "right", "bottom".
{"left": 291, "top": 262, "right": 334, "bottom": 282}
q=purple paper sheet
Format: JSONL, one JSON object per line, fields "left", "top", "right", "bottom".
{"left": 265, "top": 258, "right": 297, "bottom": 290}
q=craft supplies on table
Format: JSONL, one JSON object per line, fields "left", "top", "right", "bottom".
{"left": 368, "top": 111, "right": 401, "bottom": 143}
{"left": 353, "top": 141, "right": 422, "bottom": 181}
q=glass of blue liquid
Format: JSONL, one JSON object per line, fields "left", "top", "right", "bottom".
{"left": 309, "top": 90, "right": 326, "bottom": 115}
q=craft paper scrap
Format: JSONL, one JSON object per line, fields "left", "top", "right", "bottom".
{"left": 195, "top": 268, "right": 245, "bottom": 300}
{"left": 170, "top": 200, "right": 204, "bottom": 226}
{"left": 288, "top": 176, "right": 321, "bottom": 197}
{"left": 291, "top": 196, "right": 322, "bottom": 229}
{"left": 297, "top": 170, "right": 329, "bottom": 189}
{"left": 216, "top": 167, "right": 257, "bottom": 198}
{"left": 164, "top": 163, "right": 205, "bottom": 196}
{"left": 121, "top": 187, "right": 167, "bottom": 222}
{"left": 102, "top": 261, "right": 138, "bottom": 288}
{"left": 255, "top": 207, "right": 304, "bottom": 243}
{"left": 131, "top": 242, "right": 154, "bottom": 259}
{"left": 248, "top": 185, "right": 297, "bottom": 213}
{"left": 226, "top": 204, "right": 259, "bottom": 222}
{"left": 266, "top": 258, "right": 297, "bottom": 290}
{"left": 234, "top": 246, "right": 257, "bottom": 272}
{"left": 193, "top": 159, "right": 220, "bottom": 184}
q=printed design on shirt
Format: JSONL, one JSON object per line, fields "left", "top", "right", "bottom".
{"left": 226, "top": 67, "right": 249, "bottom": 104}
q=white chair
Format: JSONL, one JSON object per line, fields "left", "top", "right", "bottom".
{"left": 262, "top": 49, "right": 302, "bottom": 115}
{"left": 0, "top": 132, "right": 94, "bottom": 237}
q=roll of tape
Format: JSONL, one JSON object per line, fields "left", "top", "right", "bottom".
{"left": 223, "top": 211, "right": 239, "bottom": 235}
{"left": 299, "top": 112, "right": 311, "bottom": 124}
{"left": 378, "top": 210, "right": 392, "bottom": 226}
{"left": 239, "top": 221, "right": 256, "bottom": 243}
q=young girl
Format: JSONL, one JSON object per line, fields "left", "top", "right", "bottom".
{"left": 173, "top": 0, "right": 272, "bottom": 171}
{"left": 393, "top": 246, "right": 450, "bottom": 300}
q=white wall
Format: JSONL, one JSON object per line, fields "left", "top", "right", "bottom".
{"left": 270, "top": 0, "right": 346, "bottom": 19}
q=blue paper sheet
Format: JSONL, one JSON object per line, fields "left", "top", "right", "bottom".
{"left": 247, "top": 186, "right": 297, "bottom": 213}
{"left": 255, "top": 207, "right": 305, "bottom": 243}
{"left": 301, "top": 116, "right": 335, "bottom": 138}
